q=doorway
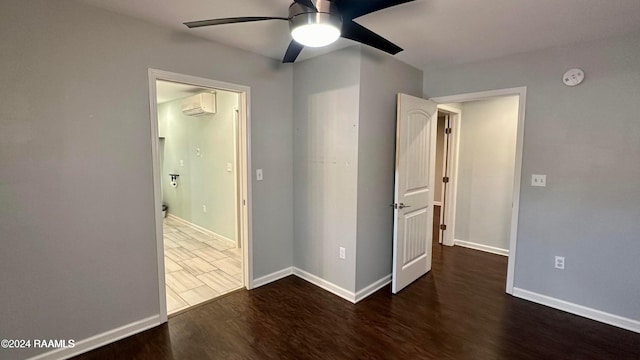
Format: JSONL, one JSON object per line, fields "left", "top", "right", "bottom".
{"left": 433, "top": 105, "right": 460, "bottom": 247}
{"left": 148, "top": 70, "right": 252, "bottom": 321}
{"left": 431, "top": 87, "right": 526, "bottom": 294}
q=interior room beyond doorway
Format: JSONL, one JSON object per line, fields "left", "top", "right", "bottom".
{"left": 156, "top": 80, "right": 244, "bottom": 315}
{"left": 435, "top": 96, "right": 519, "bottom": 257}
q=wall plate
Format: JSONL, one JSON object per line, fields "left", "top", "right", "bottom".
{"left": 531, "top": 174, "right": 546, "bottom": 187}
{"left": 563, "top": 68, "right": 585, "bottom": 87}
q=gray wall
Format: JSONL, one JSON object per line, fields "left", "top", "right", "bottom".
{"left": 293, "top": 47, "right": 361, "bottom": 292}
{"left": 423, "top": 31, "right": 640, "bottom": 320}
{"left": 0, "top": 0, "right": 293, "bottom": 358}
{"left": 159, "top": 91, "right": 238, "bottom": 241}
{"left": 355, "top": 49, "right": 423, "bottom": 291}
{"left": 293, "top": 46, "right": 423, "bottom": 293}
{"left": 454, "top": 96, "right": 519, "bottom": 251}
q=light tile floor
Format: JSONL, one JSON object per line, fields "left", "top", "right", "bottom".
{"left": 163, "top": 217, "right": 243, "bottom": 314}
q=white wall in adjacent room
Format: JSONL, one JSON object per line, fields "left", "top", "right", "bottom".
{"left": 453, "top": 96, "right": 519, "bottom": 251}
{"left": 159, "top": 90, "right": 238, "bottom": 241}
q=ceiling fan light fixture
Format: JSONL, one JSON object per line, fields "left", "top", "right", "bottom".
{"left": 290, "top": 12, "right": 341, "bottom": 48}
{"left": 185, "top": 0, "right": 412, "bottom": 63}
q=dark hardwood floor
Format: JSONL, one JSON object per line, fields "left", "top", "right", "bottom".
{"left": 74, "top": 243, "right": 639, "bottom": 359}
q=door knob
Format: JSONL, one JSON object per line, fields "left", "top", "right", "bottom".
{"left": 390, "top": 203, "right": 411, "bottom": 209}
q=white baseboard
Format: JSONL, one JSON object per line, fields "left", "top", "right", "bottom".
{"left": 252, "top": 267, "right": 293, "bottom": 288}
{"left": 167, "top": 214, "right": 236, "bottom": 246}
{"left": 454, "top": 239, "right": 509, "bottom": 256}
{"left": 355, "top": 275, "right": 391, "bottom": 303}
{"left": 28, "top": 270, "right": 387, "bottom": 359}
{"left": 252, "top": 267, "right": 387, "bottom": 304}
{"left": 512, "top": 288, "right": 640, "bottom": 334}
{"left": 28, "top": 315, "right": 161, "bottom": 360}
{"left": 292, "top": 267, "right": 356, "bottom": 303}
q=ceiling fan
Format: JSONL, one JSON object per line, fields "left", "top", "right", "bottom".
{"left": 184, "top": 0, "right": 416, "bottom": 63}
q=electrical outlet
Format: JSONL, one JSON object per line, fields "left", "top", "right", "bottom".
{"left": 180, "top": 159, "right": 184, "bottom": 167}
{"left": 532, "top": 174, "right": 547, "bottom": 187}
{"left": 202, "top": 205, "right": 207, "bottom": 213}
{"left": 339, "top": 247, "right": 346, "bottom": 259}
{"left": 555, "top": 256, "right": 565, "bottom": 269}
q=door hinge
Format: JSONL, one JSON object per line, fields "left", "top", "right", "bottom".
{"left": 440, "top": 224, "right": 447, "bottom": 231}
{"left": 443, "top": 176, "right": 450, "bottom": 183}
{"left": 445, "top": 127, "right": 452, "bottom": 134}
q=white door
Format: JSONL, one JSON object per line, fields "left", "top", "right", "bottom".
{"left": 392, "top": 93, "right": 438, "bottom": 294}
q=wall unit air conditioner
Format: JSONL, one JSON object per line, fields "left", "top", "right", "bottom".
{"left": 181, "top": 92, "right": 216, "bottom": 116}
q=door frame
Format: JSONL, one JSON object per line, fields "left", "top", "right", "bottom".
{"left": 147, "top": 69, "right": 253, "bottom": 322}
{"left": 233, "top": 106, "right": 242, "bottom": 248}
{"left": 430, "top": 87, "right": 526, "bottom": 295}
{"left": 435, "top": 105, "right": 461, "bottom": 247}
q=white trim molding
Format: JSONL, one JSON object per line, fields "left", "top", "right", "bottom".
{"left": 252, "top": 267, "right": 293, "bottom": 288}
{"left": 30, "top": 269, "right": 388, "bottom": 360}
{"left": 252, "top": 267, "right": 388, "bottom": 304}
{"left": 293, "top": 268, "right": 356, "bottom": 303}
{"left": 355, "top": 275, "right": 391, "bottom": 303}
{"left": 148, "top": 68, "right": 254, "bottom": 319}
{"left": 512, "top": 288, "right": 640, "bottom": 334}
{"left": 454, "top": 239, "right": 509, "bottom": 256}
{"left": 434, "top": 104, "right": 461, "bottom": 248}
{"left": 28, "top": 315, "right": 161, "bottom": 360}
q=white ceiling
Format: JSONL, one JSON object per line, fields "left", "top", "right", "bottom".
{"left": 78, "top": 0, "right": 640, "bottom": 69}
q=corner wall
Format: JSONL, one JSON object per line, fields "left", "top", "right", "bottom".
{"left": 356, "top": 49, "right": 423, "bottom": 291}
{"left": 293, "top": 47, "right": 361, "bottom": 292}
{"left": 293, "top": 46, "right": 424, "bottom": 296}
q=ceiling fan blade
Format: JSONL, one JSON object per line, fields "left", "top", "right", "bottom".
{"left": 334, "top": 0, "right": 415, "bottom": 20}
{"left": 283, "top": 41, "right": 305, "bottom": 63}
{"left": 294, "top": 0, "right": 318, "bottom": 12}
{"left": 184, "top": 16, "right": 288, "bottom": 29}
{"left": 341, "top": 20, "right": 403, "bottom": 55}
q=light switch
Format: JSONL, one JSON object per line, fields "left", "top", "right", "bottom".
{"left": 256, "top": 169, "right": 263, "bottom": 181}
{"left": 226, "top": 163, "right": 233, "bottom": 172}
{"left": 531, "top": 174, "right": 546, "bottom": 187}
